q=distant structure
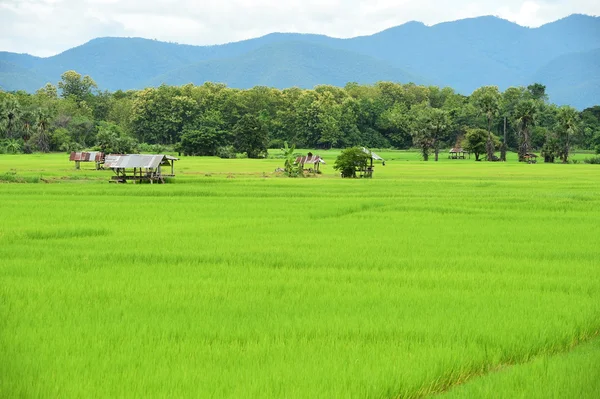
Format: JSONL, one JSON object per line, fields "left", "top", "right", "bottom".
{"left": 448, "top": 147, "right": 469, "bottom": 159}
{"left": 524, "top": 153, "right": 538, "bottom": 164}
{"left": 104, "top": 154, "right": 179, "bottom": 183}
{"left": 295, "top": 153, "right": 326, "bottom": 173}
{"left": 360, "top": 147, "right": 385, "bottom": 178}
{"left": 70, "top": 151, "right": 105, "bottom": 170}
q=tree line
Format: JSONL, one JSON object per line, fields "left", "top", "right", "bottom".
{"left": 1, "top": 70, "right": 600, "bottom": 163}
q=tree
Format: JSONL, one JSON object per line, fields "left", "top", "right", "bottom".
{"left": 96, "top": 121, "right": 138, "bottom": 154}
{"left": 471, "top": 86, "right": 500, "bottom": 161}
{"left": 0, "top": 97, "right": 21, "bottom": 140}
{"left": 178, "top": 109, "right": 226, "bottom": 156}
{"left": 555, "top": 106, "right": 580, "bottom": 163}
{"left": 527, "top": 83, "right": 548, "bottom": 102}
{"left": 36, "top": 83, "right": 58, "bottom": 100}
{"left": 333, "top": 147, "right": 371, "bottom": 178}
{"left": 427, "top": 108, "right": 451, "bottom": 161}
{"left": 514, "top": 99, "right": 537, "bottom": 161}
{"left": 233, "top": 114, "right": 268, "bottom": 158}
{"left": 464, "top": 128, "right": 500, "bottom": 161}
{"left": 409, "top": 105, "right": 451, "bottom": 161}
{"left": 34, "top": 108, "right": 51, "bottom": 153}
{"left": 541, "top": 133, "right": 560, "bottom": 163}
{"left": 180, "top": 127, "right": 222, "bottom": 156}
{"left": 58, "top": 71, "right": 98, "bottom": 102}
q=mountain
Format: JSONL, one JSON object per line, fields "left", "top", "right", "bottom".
{"left": 146, "top": 41, "right": 427, "bottom": 89}
{"left": 1, "top": 14, "right": 599, "bottom": 108}
{"left": 533, "top": 48, "right": 600, "bottom": 109}
{"left": 0, "top": 61, "right": 49, "bottom": 92}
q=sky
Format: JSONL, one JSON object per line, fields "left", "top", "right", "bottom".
{"left": 1, "top": 0, "right": 599, "bottom": 57}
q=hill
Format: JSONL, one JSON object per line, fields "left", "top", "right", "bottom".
{"left": 1, "top": 14, "right": 599, "bottom": 107}
{"left": 146, "top": 41, "right": 427, "bottom": 89}
{"left": 533, "top": 48, "right": 600, "bottom": 109}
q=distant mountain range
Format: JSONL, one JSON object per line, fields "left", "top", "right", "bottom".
{"left": 1, "top": 14, "right": 599, "bottom": 109}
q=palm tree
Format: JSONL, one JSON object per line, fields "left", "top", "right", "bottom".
{"left": 514, "top": 100, "right": 537, "bottom": 162}
{"left": 555, "top": 106, "right": 579, "bottom": 163}
{"left": 471, "top": 86, "right": 500, "bottom": 161}
{"left": 0, "top": 98, "right": 21, "bottom": 140}
{"left": 35, "top": 108, "right": 51, "bottom": 153}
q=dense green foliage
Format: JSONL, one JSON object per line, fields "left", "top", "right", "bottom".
{"left": 333, "top": 147, "right": 371, "bottom": 177}
{"left": 1, "top": 77, "right": 599, "bottom": 163}
{"left": 1, "top": 14, "right": 599, "bottom": 108}
{"left": 1, "top": 153, "right": 599, "bottom": 398}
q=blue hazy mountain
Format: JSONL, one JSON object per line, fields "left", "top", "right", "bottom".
{"left": 1, "top": 14, "right": 598, "bottom": 108}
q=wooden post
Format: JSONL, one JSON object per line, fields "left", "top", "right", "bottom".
{"left": 75, "top": 161, "right": 80, "bottom": 170}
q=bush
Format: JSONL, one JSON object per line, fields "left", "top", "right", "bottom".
{"left": 583, "top": 156, "right": 600, "bottom": 164}
{"left": 268, "top": 139, "right": 285, "bottom": 149}
{"left": 138, "top": 143, "right": 167, "bottom": 154}
{"left": 334, "top": 147, "right": 371, "bottom": 178}
{"left": 216, "top": 146, "right": 236, "bottom": 159}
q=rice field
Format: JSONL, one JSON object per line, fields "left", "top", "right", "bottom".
{"left": 1, "top": 152, "right": 599, "bottom": 398}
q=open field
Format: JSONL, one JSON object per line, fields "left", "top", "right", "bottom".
{"left": 1, "top": 152, "right": 600, "bottom": 398}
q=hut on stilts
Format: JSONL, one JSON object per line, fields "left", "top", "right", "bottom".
{"left": 104, "top": 154, "right": 179, "bottom": 184}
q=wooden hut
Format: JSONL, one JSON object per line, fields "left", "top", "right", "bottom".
{"left": 360, "top": 147, "right": 385, "bottom": 178}
{"left": 70, "top": 152, "right": 105, "bottom": 170}
{"left": 295, "top": 153, "right": 326, "bottom": 173}
{"left": 524, "top": 153, "right": 538, "bottom": 164}
{"left": 104, "top": 154, "right": 179, "bottom": 183}
{"left": 448, "top": 147, "right": 469, "bottom": 159}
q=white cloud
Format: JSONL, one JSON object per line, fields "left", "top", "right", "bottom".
{"left": 0, "top": 0, "right": 598, "bottom": 56}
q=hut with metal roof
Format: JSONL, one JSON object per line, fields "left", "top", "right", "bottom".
{"left": 448, "top": 147, "right": 469, "bottom": 159}
{"left": 69, "top": 151, "right": 105, "bottom": 170}
{"left": 295, "top": 153, "right": 326, "bottom": 173}
{"left": 360, "top": 147, "right": 385, "bottom": 178}
{"left": 104, "top": 154, "right": 179, "bottom": 183}
{"left": 524, "top": 153, "right": 538, "bottom": 164}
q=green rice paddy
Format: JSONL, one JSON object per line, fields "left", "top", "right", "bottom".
{"left": 1, "top": 152, "right": 599, "bottom": 398}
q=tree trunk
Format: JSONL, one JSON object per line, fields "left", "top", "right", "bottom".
{"left": 563, "top": 135, "right": 570, "bottom": 163}
{"left": 486, "top": 117, "right": 495, "bottom": 161}
{"left": 434, "top": 139, "right": 439, "bottom": 161}
{"left": 500, "top": 117, "right": 507, "bottom": 162}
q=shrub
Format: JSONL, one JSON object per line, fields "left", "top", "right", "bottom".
{"left": 583, "top": 156, "right": 600, "bottom": 164}
{"left": 216, "top": 146, "right": 236, "bottom": 159}
{"left": 334, "top": 147, "right": 371, "bottom": 178}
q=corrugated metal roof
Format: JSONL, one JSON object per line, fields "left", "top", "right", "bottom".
{"left": 295, "top": 155, "right": 326, "bottom": 164}
{"left": 361, "top": 147, "right": 384, "bottom": 161}
{"left": 70, "top": 152, "right": 104, "bottom": 162}
{"left": 449, "top": 147, "right": 466, "bottom": 153}
{"left": 104, "top": 154, "right": 179, "bottom": 169}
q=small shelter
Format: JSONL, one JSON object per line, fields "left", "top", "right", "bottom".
{"left": 360, "top": 147, "right": 385, "bottom": 178}
{"left": 448, "top": 147, "right": 469, "bottom": 159}
{"left": 70, "top": 151, "right": 105, "bottom": 170}
{"left": 104, "top": 154, "right": 179, "bottom": 183}
{"left": 524, "top": 153, "right": 538, "bottom": 164}
{"left": 295, "top": 153, "right": 326, "bottom": 173}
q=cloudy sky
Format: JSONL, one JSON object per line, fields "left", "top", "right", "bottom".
{"left": 1, "top": 0, "right": 598, "bottom": 57}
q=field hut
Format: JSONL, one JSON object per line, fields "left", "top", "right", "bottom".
{"left": 448, "top": 147, "right": 469, "bottom": 159}
{"left": 524, "top": 153, "right": 538, "bottom": 164}
{"left": 70, "top": 152, "right": 105, "bottom": 170}
{"left": 360, "top": 147, "right": 385, "bottom": 178}
{"left": 104, "top": 154, "right": 179, "bottom": 183}
{"left": 295, "top": 153, "right": 326, "bottom": 173}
